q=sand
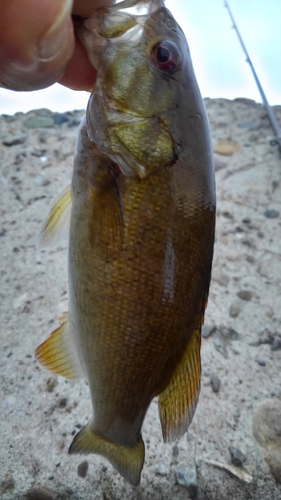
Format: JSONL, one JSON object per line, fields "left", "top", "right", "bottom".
{"left": 0, "top": 97, "right": 281, "bottom": 499}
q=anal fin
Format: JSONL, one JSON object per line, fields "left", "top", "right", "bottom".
{"left": 69, "top": 422, "right": 144, "bottom": 486}
{"left": 158, "top": 329, "right": 201, "bottom": 442}
{"left": 35, "top": 313, "right": 83, "bottom": 380}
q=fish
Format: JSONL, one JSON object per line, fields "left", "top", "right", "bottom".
{"left": 36, "top": 0, "right": 216, "bottom": 486}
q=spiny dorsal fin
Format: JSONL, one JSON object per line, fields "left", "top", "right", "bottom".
{"left": 36, "top": 313, "right": 83, "bottom": 380}
{"left": 37, "top": 185, "right": 72, "bottom": 251}
{"left": 158, "top": 329, "right": 201, "bottom": 442}
{"left": 69, "top": 422, "right": 144, "bottom": 486}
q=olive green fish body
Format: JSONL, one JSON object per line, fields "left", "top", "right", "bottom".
{"left": 69, "top": 120, "right": 214, "bottom": 445}
{"left": 36, "top": 0, "right": 215, "bottom": 486}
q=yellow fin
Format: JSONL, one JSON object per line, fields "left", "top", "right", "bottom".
{"left": 158, "top": 329, "right": 201, "bottom": 442}
{"left": 69, "top": 422, "right": 144, "bottom": 486}
{"left": 36, "top": 313, "right": 83, "bottom": 380}
{"left": 37, "top": 185, "right": 72, "bottom": 250}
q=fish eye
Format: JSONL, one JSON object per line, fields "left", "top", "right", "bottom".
{"left": 151, "top": 40, "right": 181, "bottom": 73}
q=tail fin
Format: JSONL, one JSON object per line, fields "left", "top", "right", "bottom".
{"left": 69, "top": 423, "right": 145, "bottom": 486}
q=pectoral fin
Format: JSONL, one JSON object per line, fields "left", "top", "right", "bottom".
{"left": 37, "top": 185, "right": 72, "bottom": 250}
{"left": 158, "top": 329, "right": 201, "bottom": 442}
{"left": 69, "top": 422, "right": 144, "bottom": 486}
{"left": 36, "top": 313, "right": 83, "bottom": 379}
{"left": 89, "top": 181, "right": 124, "bottom": 260}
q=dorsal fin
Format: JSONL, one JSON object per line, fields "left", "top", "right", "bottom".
{"left": 37, "top": 185, "right": 72, "bottom": 251}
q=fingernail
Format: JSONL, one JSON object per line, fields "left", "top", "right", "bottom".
{"left": 38, "top": 0, "right": 73, "bottom": 62}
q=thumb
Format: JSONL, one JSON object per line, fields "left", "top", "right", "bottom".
{"left": 0, "top": 0, "right": 75, "bottom": 91}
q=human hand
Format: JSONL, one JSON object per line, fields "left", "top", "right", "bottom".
{"left": 0, "top": 0, "right": 114, "bottom": 92}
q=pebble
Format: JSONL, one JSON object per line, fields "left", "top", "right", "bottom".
{"left": 210, "top": 374, "right": 220, "bottom": 393}
{"left": 229, "top": 446, "right": 247, "bottom": 468}
{"left": 77, "top": 460, "right": 89, "bottom": 478}
{"left": 218, "top": 326, "right": 240, "bottom": 341}
{"left": 237, "top": 290, "right": 253, "bottom": 301}
{"left": 53, "top": 112, "right": 69, "bottom": 125}
{"left": 24, "top": 116, "right": 54, "bottom": 129}
{"left": 67, "top": 118, "right": 82, "bottom": 127}
{"left": 46, "top": 376, "right": 58, "bottom": 392}
{"left": 202, "top": 324, "right": 216, "bottom": 339}
{"left": 26, "top": 486, "right": 60, "bottom": 500}
{"left": 212, "top": 268, "right": 229, "bottom": 287}
{"left": 213, "top": 141, "right": 240, "bottom": 156}
{"left": 253, "top": 398, "right": 281, "bottom": 483}
{"left": 256, "top": 359, "right": 266, "bottom": 366}
{"left": 271, "top": 336, "right": 281, "bottom": 351}
{"left": 229, "top": 301, "right": 241, "bottom": 318}
{"left": 2, "top": 133, "right": 27, "bottom": 146}
{"left": 214, "top": 335, "right": 227, "bottom": 358}
{"left": 155, "top": 463, "right": 169, "bottom": 476}
{"left": 0, "top": 474, "right": 14, "bottom": 494}
{"left": 175, "top": 466, "right": 198, "bottom": 497}
{"left": 236, "top": 120, "right": 260, "bottom": 131}
{"left": 35, "top": 176, "right": 51, "bottom": 187}
{"left": 264, "top": 209, "right": 279, "bottom": 219}
{"left": 172, "top": 444, "right": 179, "bottom": 457}
{"left": 214, "top": 156, "right": 227, "bottom": 171}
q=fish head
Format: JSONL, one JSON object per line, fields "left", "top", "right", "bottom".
{"left": 76, "top": 0, "right": 197, "bottom": 179}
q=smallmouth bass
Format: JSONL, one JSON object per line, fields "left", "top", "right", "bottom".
{"left": 36, "top": 0, "right": 216, "bottom": 486}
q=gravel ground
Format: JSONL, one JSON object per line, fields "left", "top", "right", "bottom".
{"left": 0, "top": 98, "right": 281, "bottom": 499}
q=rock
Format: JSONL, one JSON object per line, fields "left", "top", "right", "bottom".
{"left": 155, "top": 462, "right": 169, "bottom": 476}
{"left": 213, "top": 141, "right": 240, "bottom": 156}
{"left": 26, "top": 486, "right": 60, "bottom": 500}
{"left": 214, "top": 155, "right": 227, "bottom": 171}
{"left": 46, "top": 376, "right": 58, "bottom": 392}
{"left": 234, "top": 97, "right": 258, "bottom": 106}
{"left": 236, "top": 121, "right": 261, "bottom": 131}
{"left": 210, "top": 374, "right": 220, "bottom": 393}
{"left": 229, "top": 447, "right": 247, "bottom": 468}
{"left": 229, "top": 301, "right": 241, "bottom": 318}
{"left": 53, "top": 113, "right": 69, "bottom": 125}
{"left": 253, "top": 398, "right": 281, "bottom": 483}
{"left": 237, "top": 290, "right": 253, "bottom": 301}
{"left": 67, "top": 118, "right": 81, "bottom": 127}
{"left": 218, "top": 326, "right": 240, "bottom": 341}
{"left": 212, "top": 268, "right": 229, "bottom": 287}
{"left": 2, "top": 133, "right": 27, "bottom": 146}
{"left": 271, "top": 336, "right": 281, "bottom": 351}
{"left": 214, "top": 335, "right": 227, "bottom": 358}
{"left": 77, "top": 460, "right": 89, "bottom": 479}
{"left": 264, "top": 209, "right": 279, "bottom": 219}
{"left": 175, "top": 466, "right": 198, "bottom": 497}
{"left": 202, "top": 324, "right": 216, "bottom": 339}
{"left": 0, "top": 474, "right": 15, "bottom": 494}
{"left": 213, "top": 327, "right": 240, "bottom": 357}
{"left": 24, "top": 116, "right": 54, "bottom": 128}
{"left": 172, "top": 444, "right": 179, "bottom": 457}
{"left": 256, "top": 359, "right": 266, "bottom": 366}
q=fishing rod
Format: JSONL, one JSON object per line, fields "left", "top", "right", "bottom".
{"left": 224, "top": 0, "right": 281, "bottom": 154}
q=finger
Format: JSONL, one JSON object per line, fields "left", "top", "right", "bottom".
{"left": 60, "top": 0, "right": 115, "bottom": 90}
{"left": 59, "top": 36, "right": 97, "bottom": 91}
{"left": 0, "top": 0, "right": 75, "bottom": 91}
{"left": 72, "top": 0, "right": 115, "bottom": 17}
